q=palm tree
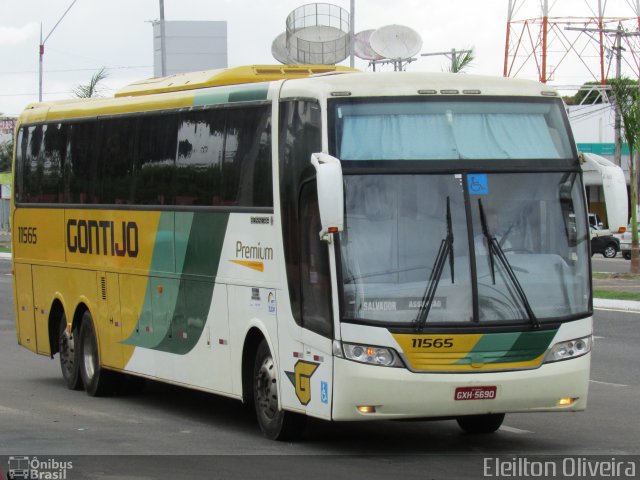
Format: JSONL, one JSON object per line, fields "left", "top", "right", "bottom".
{"left": 448, "top": 48, "right": 475, "bottom": 73}
{"left": 73, "top": 67, "right": 109, "bottom": 98}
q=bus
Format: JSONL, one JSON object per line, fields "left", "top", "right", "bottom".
{"left": 12, "top": 65, "right": 592, "bottom": 440}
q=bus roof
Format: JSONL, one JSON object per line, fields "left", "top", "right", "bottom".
{"left": 115, "top": 64, "right": 357, "bottom": 97}
{"left": 17, "top": 67, "right": 558, "bottom": 125}
{"left": 278, "top": 71, "right": 559, "bottom": 100}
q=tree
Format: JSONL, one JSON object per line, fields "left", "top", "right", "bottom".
{"left": 609, "top": 78, "right": 640, "bottom": 273}
{"left": 0, "top": 139, "right": 12, "bottom": 172}
{"left": 448, "top": 48, "right": 474, "bottom": 73}
{"left": 72, "top": 67, "right": 109, "bottom": 98}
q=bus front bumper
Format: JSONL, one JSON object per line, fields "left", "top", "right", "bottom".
{"left": 331, "top": 353, "right": 590, "bottom": 421}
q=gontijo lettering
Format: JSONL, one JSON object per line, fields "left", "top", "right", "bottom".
{"left": 66, "top": 219, "right": 139, "bottom": 257}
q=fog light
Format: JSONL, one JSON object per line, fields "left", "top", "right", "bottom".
{"left": 357, "top": 405, "right": 376, "bottom": 414}
{"left": 558, "top": 397, "right": 578, "bottom": 406}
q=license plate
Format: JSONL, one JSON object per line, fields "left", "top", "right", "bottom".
{"left": 454, "top": 386, "right": 497, "bottom": 401}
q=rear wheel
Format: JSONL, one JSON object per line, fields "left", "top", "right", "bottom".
{"left": 602, "top": 244, "right": 617, "bottom": 258}
{"left": 58, "top": 314, "right": 83, "bottom": 391}
{"left": 253, "top": 340, "right": 306, "bottom": 441}
{"left": 79, "top": 310, "right": 117, "bottom": 396}
{"left": 623, "top": 251, "right": 631, "bottom": 260}
{"left": 456, "top": 413, "right": 505, "bottom": 434}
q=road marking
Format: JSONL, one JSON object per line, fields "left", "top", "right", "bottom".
{"left": 593, "top": 336, "right": 605, "bottom": 339}
{"left": 590, "top": 379, "right": 629, "bottom": 388}
{"left": 499, "top": 425, "right": 532, "bottom": 434}
{"left": 594, "top": 307, "right": 640, "bottom": 315}
{"left": 0, "top": 404, "right": 32, "bottom": 416}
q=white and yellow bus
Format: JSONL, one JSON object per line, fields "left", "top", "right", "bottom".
{"left": 12, "top": 65, "right": 593, "bottom": 440}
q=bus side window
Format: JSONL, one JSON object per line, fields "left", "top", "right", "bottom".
{"left": 279, "top": 100, "right": 322, "bottom": 328}
{"left": 299, "top": 182, "right": 332, "bottom": 338}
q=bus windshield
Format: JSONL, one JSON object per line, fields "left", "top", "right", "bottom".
{"left": 332, "top": 98, "right": 573, "bottom": 160}
{"left": 333, "top": 97, "right": 589, "bottom": 326}
{"left": 339, "top": 172, "right": 590, "bottom": 326}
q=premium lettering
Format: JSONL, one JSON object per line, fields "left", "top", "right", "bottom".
{"left": 235, "top": 241, "right": 273, "bottom": 261}
{"left": 67, "top": 219, "right": 138, "bottom": 258}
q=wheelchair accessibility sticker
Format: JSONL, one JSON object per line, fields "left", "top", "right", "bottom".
{"left": 321, "top": 381, "right": 329, "bottom": 404}
{"left": 468, "top": 174, "right": 489, "bottom": 195}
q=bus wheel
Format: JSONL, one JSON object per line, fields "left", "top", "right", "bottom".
{"left": 79, "top": 310, "right": 116, "bottom": 397}
{"left": 456, "top": 414, "right": 505, "bottom": 434}
{"left": 253, "top": 340, "right": 306, "bottom": 441}
{"left": 58, "top": 314, "right": 83, "bottom": 391}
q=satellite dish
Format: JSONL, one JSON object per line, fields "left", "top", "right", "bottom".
{"left": 286, "top": 3, "right": 350, "bottom": 65}
{"left": 354, "top": 29, "right": 384, "bottom": 61}
{"left": 272, "top": 32, "right": 296, "bottom": 64}
{"left": 370, "top": 24, "right": 423, "bottom": 60}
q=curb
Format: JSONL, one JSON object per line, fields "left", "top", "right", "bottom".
{"left": 593, "top": 298, "right": 640, "bottom": 313}
{"left": 0, "top": 252, "right": 11, "bottom": 260}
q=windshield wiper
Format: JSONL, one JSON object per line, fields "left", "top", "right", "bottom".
{"left": 477, "top": 199, "right": 540, "bottom": 329}
{"left": 415, "top": 197, "right": 454, "bottom": 331}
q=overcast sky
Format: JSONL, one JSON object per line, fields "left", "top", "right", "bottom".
{"left": 1, "top": 0, "right": 639, "bottom": 116}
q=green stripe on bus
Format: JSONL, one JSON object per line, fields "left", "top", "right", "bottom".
{"left": 454, "top": 329, "right": 557, "bottom": 365}
{"left": 193, "top": 83, "right": 269, "bottom": 107}
{"left": 123, "top": 211, "right": 230, "bottom": 354}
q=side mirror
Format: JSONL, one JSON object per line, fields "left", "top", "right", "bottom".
{"left": 311, "top": 153, "right": 344, "bottom": 239}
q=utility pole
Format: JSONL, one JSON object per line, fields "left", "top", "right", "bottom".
{"left": 614, "top": 24, "right": 624, "bottom": 166}
{"left": 38, "top": 0, "right": 77, "bottom": 102}
{"left": 566, "top": 23, "right": 640, "bottom": 167}
{"left": 349, "top": 0, "right": 355, "bottom": 68}
{"left": 421, "top": 48, "right": 473, "bottom": 72}
{"left": 159, "top": 0, "right": 167, "bottom": 77}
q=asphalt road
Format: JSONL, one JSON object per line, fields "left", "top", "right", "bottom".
{"left": 591, "top": 255, "right": 633, "bottom": 274}
{"left": 0, "top": 259, "right": 638, "bottom": 480}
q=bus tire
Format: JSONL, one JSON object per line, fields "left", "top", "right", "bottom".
{"left": 79, "top": 310, "right": 116, "bottom": 397}
{"left": 58, "top": 313, "right": 83, "bottom": 391}
{"left": 456, "top": 413, "right": 505, "bottom": 434}
{"left": 253, "top": 339, "right": 306, "bottom": 441}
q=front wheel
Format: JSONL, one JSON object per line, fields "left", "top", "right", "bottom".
{"left": 58, "top": 314, "right": 83, "bottom": 391}
{"left": 602, "top": 244, "right": 618, "bottom": 258}
{"left": 253, "top": 340, "right": 306, "bottom": 441}
{"left": 79, "top": 310, "right": 117, "bottom": 397}
{"left": 456, "top": 413, "right": 505, "bottom": 434}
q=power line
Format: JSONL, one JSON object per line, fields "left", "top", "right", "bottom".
{"left": 0, "top": 65, "right": 152, "bottom": 75}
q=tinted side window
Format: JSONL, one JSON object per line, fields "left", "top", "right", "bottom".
{"left": 42, "top": 123, "right": 68, "bottom": 202}
{"left": 15, "top": 128, "right": 26, "bottom": 202}
{"left": 97, "top": 117, "right": 137, "bottom": 204}
{"left": 223, "top": 107, "right": 273, "bottom": 207}
{"left": 299, "top": 182, "right": 333, "bottom": 337}
{"left": 17, "top": 105, "right": 273, "bottom": 209}
{"left": 175, "top": 110, "right": 224, "bottom": 205}
{"left": 279, "top": 100, "right": 322, "bottom": 325}
{"left": 23, "top": 125, "right": 43, "bottom": 202}
{"left": 68, "top": 122, "right": 98, "bottom": 204}
{"left": 136, "top": 114, "right": 178, "bottom": 205}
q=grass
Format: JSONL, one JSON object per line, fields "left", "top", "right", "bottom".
{"left": 593, "top": 290, "right": 640, "bottom": 301}
{"left": 0, "top": 246, "right": 9, "bottom": 253}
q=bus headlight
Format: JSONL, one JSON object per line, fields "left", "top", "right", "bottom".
{"left": 544, "top": 335, "right": 592, "bottom": 363}
{"left": 340, "top": 342, "right": 404, "bottom": 367}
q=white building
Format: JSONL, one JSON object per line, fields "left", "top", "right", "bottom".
{"left": 152, "top": 21, "right": 228, "bottom": 77}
